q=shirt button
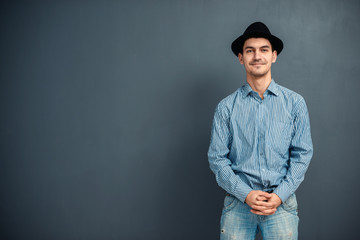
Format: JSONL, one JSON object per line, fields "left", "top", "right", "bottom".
{"left": 260, "top": 152, "right": 264, "bottom": 156}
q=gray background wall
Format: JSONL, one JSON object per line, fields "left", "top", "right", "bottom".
{"left": 1, "top": 0, "right": 359, "bottom": 239}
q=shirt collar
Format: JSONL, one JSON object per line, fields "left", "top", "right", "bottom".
{"left": 241, "top": 79, "right": 279, "bottom": 98}
{"left": 241, "top": 83, "right": 253, "bottom": 97}
{"left": 267, "top": 79, "right": 279, "bottom": 96}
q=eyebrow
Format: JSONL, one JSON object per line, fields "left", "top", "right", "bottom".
{"left": 244, "top": 45, "right": 271, "bottom": 49}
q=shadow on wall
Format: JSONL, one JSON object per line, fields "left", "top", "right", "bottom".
{"left": 153, "top": 68, "right": 233, "bottom": 239}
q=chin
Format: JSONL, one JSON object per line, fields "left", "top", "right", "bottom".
{"left": 250, "top": 71, "right": 267, "bottom": 77}
{"left": 252, "top": 74, "right": 270, "bottom": 79}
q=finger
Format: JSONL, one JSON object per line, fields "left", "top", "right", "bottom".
{"left": 266, "top": 197, "right": 282, "bottom": 207}
{"left": 250, "top": 208, "right": 277, "bottom": 215}
{"left": 261, "top": 192, "right": 272, "bottom": 199}
{"left": 256, "top": 196, "right": 268, "bottom": 201}
{"left": 251, "top": 210, "right": 276, "bottom": 216}
{"left": 250, "top": 203, "right": 275, "bottom": 211}
{"left": 255, "top": 200, "right": 276, "bottom": 208}
{"left": 251, "top": 209, "right": 271, "bottom": 215}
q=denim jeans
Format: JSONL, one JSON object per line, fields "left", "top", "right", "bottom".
{"left": 220, "top": 193, "right": 299, "bottom": 240}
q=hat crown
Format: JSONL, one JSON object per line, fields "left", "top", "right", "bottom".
{"left": 231, "top": 21, "right": 283, "bottom": 56}
{"left": 243, "top": 22, "right": 271, "bottom": 35}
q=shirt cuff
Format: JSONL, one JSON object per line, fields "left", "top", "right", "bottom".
{"left": 273, "top": 184, "right": 292, "bottom": 203}
{"left": 234, "top": 184, "right": 253, "bottom": 203}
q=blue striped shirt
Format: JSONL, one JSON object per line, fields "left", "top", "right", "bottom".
{"left": 208, "top": 80, "right": 313, "bottom": 203}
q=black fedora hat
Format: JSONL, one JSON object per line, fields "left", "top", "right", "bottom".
{"left": 231, "top": 22, "right": 283, "bottom": 56}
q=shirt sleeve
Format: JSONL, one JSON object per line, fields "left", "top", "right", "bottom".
{"left": 273, "top": 98, "right": 314, "bottom": 202}
{"left": 208, "top": 102, "right": 253, "bottom": 203}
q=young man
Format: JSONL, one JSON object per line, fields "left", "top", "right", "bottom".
{"left": 208, "top": 22, "right": 313, "bottom": 239}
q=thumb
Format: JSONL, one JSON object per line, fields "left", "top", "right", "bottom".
{"left": 262, "top": 192, "right": 272, "bottom": 199}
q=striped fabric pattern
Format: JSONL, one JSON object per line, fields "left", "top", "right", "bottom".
{"left": 208, "top": 80, "right": 313, "bottom": 203}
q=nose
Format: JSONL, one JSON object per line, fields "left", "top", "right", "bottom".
{"left": 254, "top": 50, "right": 261, "bottom": 60}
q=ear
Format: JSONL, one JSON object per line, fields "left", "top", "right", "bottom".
{"left": 272, "top": 50, "right": 278, "bottom": 63}
{"left": 238, "top": 53, "right": 244, "bottom": 64}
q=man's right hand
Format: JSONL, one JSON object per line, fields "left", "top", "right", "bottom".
{"left": 245, "top": 190, "right": 277, "bottom": 215}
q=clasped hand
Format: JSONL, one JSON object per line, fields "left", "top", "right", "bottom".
{"left": 245, "top": 190, "right": 282, "bottom": 215}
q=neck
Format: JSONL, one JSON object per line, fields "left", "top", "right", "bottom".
{"left": 246, "top": 73, "right": 272, "bottom": 99}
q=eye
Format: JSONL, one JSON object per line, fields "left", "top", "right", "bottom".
{"left": 261, "top": 49, "right": 268, "bottom": 52}
{"left": 246, "top": 49, "right": 253, "bottom": 53}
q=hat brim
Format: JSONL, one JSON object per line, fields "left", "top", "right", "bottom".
{"left": 231, "top": 32, "right": 283, "bottom": 56}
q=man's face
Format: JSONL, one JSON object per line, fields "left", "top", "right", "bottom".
{"left": 238, "top": 38, "right": 277, "bottom": 78}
